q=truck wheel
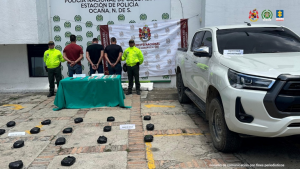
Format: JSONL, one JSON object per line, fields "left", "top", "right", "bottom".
{"left": 209, "top": 98, "right": 241, "bottom": 152}
{"left": 176, "top": 72, "right": 190, "bottom": 103}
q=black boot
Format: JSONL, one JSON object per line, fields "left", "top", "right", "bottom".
{"left": 136, "top": 90, "right": 141, "bottom": 95}
{"left": 47, "top": 93, "right": 54, "bottom": 97}
{"left": 126, "top": 90, "right": 132, "bottom": 95}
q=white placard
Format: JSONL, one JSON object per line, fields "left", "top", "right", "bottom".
{"left": 92, "top": 74, "right": 104, "bottom": 77}
{"left": 8, "top": 132, "right": 26, "bottom": 137}
{"left": 73, "top": 74, "right": 86, "bottom": 78}
{"left": 120, "top": 124, "right": 136, "bottom": 130}
{"left": 223, "top": 49, "right": 244, "bottom": 56}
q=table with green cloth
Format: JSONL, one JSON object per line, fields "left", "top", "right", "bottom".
{"left": 53, "top": 75, "right": 131, "bottom": 111}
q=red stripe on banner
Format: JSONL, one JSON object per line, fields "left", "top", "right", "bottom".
{"left": 180, "top": 19, "right": 188, "bottom": 49}
{"left": 100, "top": 25, "right": 110, "bottom": 75}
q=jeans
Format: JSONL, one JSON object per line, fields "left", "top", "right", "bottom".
{"left": 48, "top": 66, "right": 62, "bottom": 93}
{"left": 127, "top": 64, "right": 140, "bottom": 91}
{"left": 90, "top": 64, "right": 104, "bottom": 75}
{"left": 67, "top": 64, "right": 82, "bottom": 77}
{"left": 107, "top": 63, "right": 122, "bottom": 75}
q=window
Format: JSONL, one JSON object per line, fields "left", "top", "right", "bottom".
{"left": 202, "top": 31, "right": 213, "bottom": 48}
{"left": 27, "top": 44, "right": 49, "bottom": 77}
{"left": 217, "top": 27, "right": 300, "bottom": 54}
{"left": 191, "top": 31, "right": 205, "bottom": 51}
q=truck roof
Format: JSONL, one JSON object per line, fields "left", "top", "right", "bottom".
{"left": 200, "top": 24, "right": 282, "bottom": 31}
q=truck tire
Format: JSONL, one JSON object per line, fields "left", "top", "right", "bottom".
{"left": 209, "top": 98, "right": 241, "bottom": 152}
{"left": 176, "top": 72, "right": 190, "bottom": 103}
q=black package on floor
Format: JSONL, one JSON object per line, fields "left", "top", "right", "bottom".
{"left": 13, "top": 140, "right": 24, "bottom": 148}
{"left": 30, "top": 127, "right": 40, "bottom": 134}
{"left": 9, "top": 160, "right": 23, "bottom": 169}
{"left": 41, "top": 119, "right": 51, "bottom": 125}
{"left": 97, "top": 136, "right": 107, "bottom": 144}
{"left": 6, "top": 121, "right": 16, "bottom": 127}
{"left": 107, "top": 116, "right": 115, "bottom": 122}
{"left": 55, "top": 137, "right": 66, "bottom": 145}
{"left": 61, "top": 156, "right": 76, "bottom": 166}
{"left": 74, "top": 118, "right": 83, "bottom": 123}
{"left": 146, "top": 124, "right": 155, "bottom": 131}
{"left": 143, "top": 116, "right": 151, "bottom": 120}
{"left": 144, "top": 135, "right": 154, "bottom": 142}
{"left": 63, "top": 127, "right": 73, "bottom": 133}
{"left": 0, "top": 129, "right": 5, "bottom": 135}
{"left": 103, "top": 126, "right": 111, "bottom": 132}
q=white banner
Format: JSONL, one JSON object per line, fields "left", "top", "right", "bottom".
{"left": 107, "top": 20, "right": 181, "bottom": 78}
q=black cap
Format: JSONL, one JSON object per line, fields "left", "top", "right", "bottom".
{"left": 129, "top": 39, "right": 135, "bottom": 43}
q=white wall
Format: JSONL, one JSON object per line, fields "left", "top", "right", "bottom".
{"left": 0, "top": 45, "right": 47, "bottom": 84}
{"left": 0, "top": 0, "right": 50, "bottom": 44}
{"left": 205, "top": 0, "right": 300, "bottom": 35}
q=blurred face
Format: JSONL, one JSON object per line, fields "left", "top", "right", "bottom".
{"left": 48, "top": 44, "right": 54, "bottom": 49}
{"left": 129, "top": 42, "right": 134, "bottom": 47}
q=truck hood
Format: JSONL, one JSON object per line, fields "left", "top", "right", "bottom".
{"left": 219, "top": 52, "right": 300, "bottom": 78}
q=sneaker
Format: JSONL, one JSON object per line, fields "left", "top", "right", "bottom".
{"left": 136, "top": 90, "right": 141, "bottom": 95}
{"left": 47, "top": 93, "right": 54, "bottom": 97}
{"left": 126, "top": 91, "right": 132, "bottom": 95}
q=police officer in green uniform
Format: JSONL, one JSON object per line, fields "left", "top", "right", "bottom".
{"left": 122, "top": 39, "right": 144, "bottom": 95}
{"left": 44, "top": 41, "right": 65, "bottom": 97}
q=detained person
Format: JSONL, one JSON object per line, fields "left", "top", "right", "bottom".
{"left": 86, "top": 38, "right": 104, "bottom": 74}
{"left": 104, "top": 37, "right": 123, "bottom": 75}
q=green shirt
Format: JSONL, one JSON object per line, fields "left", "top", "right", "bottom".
{"left": 121, "top": 46, "right": 144, "bottom": 67}
{"left": 44, "top": 48, "right": 65, "bottom": 68}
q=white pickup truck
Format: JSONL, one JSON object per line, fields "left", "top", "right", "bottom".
{"left": 175, "top": 24, "right": 300, "bottom": 152}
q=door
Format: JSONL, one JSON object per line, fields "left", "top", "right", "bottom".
{"left": 186, "top": 31, "right": 205, "bottom": 90}
{"left": 192, "top": 31, "right": 213, "bottom": 101}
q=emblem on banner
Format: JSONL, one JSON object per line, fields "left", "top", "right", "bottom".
{"left": 143, "top": 51, "right": 148, "bottom": 56}
{"left": 249, "top": 9, "right": 259, "bottom": 22}
{"left": 145, "top": 71, "right": 149, "bottom": 76}
{"left": 55, "top": 45, "right": 62, "bottom": 51}
{"left": 96, "top": 25, "right": 100, "bottom": 31}
{"left": 261, "top": 10, "right": 273, "bottom": 21}
{"left": 64, "top": 21, "right": 71, "bottom": 28}
{"left": 65, "top": 31, "right": 72, "bottom": 38}
{"left": 107, "top": 21, "right": 114, "bottom": 25}
{"left": 129, "top": 20, "right": 136, "bottom": 23}
{"left": 153, "top": 23, "right": 158, "bottom": 28}
{"left": 77, "top": 35, "right": 83, "bottom": 41}
{"left": 82, "top": 65, "right": 85, "bottom": 70}
{"left": 140, "top": 14, "right": 147, "bottom": 20}
{"left": 167, "top": 49, "right": 171, "bottom": 54}
{"left": 96, "top": 15, "right": 103, "bottom": 21}
{"left": 130, "top": 25, "right": 135, "bottom": 30}
{"left": 139, "top": 25, "right": 151, "bottom": 42}
{"left": 86, "top": 21, "right": 93, "bottom": 28}
{"left": 144, "top": 61, "right": 149, "bottom": 66}
{"left": 162, "top": 13, "right": 170, "bottom": 20}
{"left": 131, "top": 35, "right": 135, "bottom": 40}
{"left": 168, "top": 69, "right": 172, "bottom": 75}
{"left": 54, "top": 35, "right": 61, "bottom": 42}
{"left": 168, "top": 59, "right": 172, "bottom": 65}
{"left": 276, "top": 10, "right": 284, "bottom": 21}
{"left": 156, "top": 64, "right": 161, "bottom": 69}
{"left": 155, "top": 54, "right": 160, "bottom": 60}
{"left": 163, "top": 75, "right": 170, "bottom": 79}
{"left": 120, "top": 42, "right": 125, "bottom": 47}
{"left": 97, "top": 35, "right": 101, "bottom": 41}
{"left": 154, "top": 34, "right": 158, "bottom": 39}
{"left": 166, "top": 38, "right": 171, "bottom": 44}
{"left": 119, "top": 31, "right": 124, "bottom": 37}
{"left": 74, "top": 15, "right": 81, "bottom": 22}
{"left": 75, "top": 25, "right": 82, "bottom": 32}
{"left": 118, "top": 14, "right": 125, "bottom": 21}
{"left": 54, "top": 26, "right": 61, "bottom": 32}
{"left": 53, "top": 15, "right": 60, "bottom": 22}
{"left": 87, "top": 41, "right": 92, "bottom": 46}
{"left": 165, "top": 27, "right": 170, "bottom": 33}
{"left": 141, "top": 77, "right": 148, "bottom": 80}
{"left": 65, "top": 41, "right": 71, "bottom": 46}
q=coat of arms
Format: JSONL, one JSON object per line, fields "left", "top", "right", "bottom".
{"left": 167, "top": 59, "right": 172, "bottom": 64}
{"left": 139, "top": 25, "right": 151, "bottom": 42}
{"left": 249, "top": 9, "right": 259, "bottom": 22}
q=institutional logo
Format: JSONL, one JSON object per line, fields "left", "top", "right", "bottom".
{"left": 97, "top": 35, "right": 101, "bottom": 41}
{"left": 129, "top": 20, "right": 136, "bottom": 23}
{"left": 82, "top": 65, "right": 85, "bottom": 70}
{"left": 276, "top": 10, "right": 284, "bottom": 21}
{"left": 77, "top": 35, "right": 83, "bottom": 41}
{"left": 261, "top": 10, "right": 273, "bottom": 21}
{"left": 118, "top": 14, "right": 125, "bottom": 21}
{"left": 87, "top": 41, "right": 92, "bottom": 46}
{"left": 86, "top": 31, "right": 93, "bottom": 38}
{"left": 140, "top": 14, "right": 147, "bottom": 20}
{"left": 249, "top": 9, "right": 259, "bottom": 22}
{"left": 74, "top": 15, "right": 82, "bottom": 22}
{"left": 96, "top": 25, "right": 100, "bottom": 31}
{"left": 166, "top": 38, "right": 171, "bottom": 44}
{"left": 156, "top": 64, "right": 161, "bottom": 69}
{"left": 139, "top": 25, "right": 151, "bottom": 42}
{"left": 53, "top": 15, "right": 60, "bottom": 22}
{"left": 162, "top": 13, "right": 170, "bottom": 20}
{"left": 86, "top": 21, "right": 93, "bottom": 28}
{"left": 65, "top": 41, "right": 71, "bottom": 46}
{"left": 167, "top": 59, "right": 172, "bottom": 65}
{"left": 55, "top": 45, "right": 62, "bottom": 51}
{"left": 96, "top": 15, "right": 103, "bottom": 21}
{"left": 144, "top": 61, "right": 149, "bottom": 66}
{"left": 119, "top": 31, "right": 124, "bottom": 37}
{"left": 64, "top": 21, "right": 71, "bottom": 28}
{"left": 165, "top": 27, "right": 170, "bottom": 33}
{"left": 107, "top": 21, "right": 114, "bottom": 25}
{"left": 54, "top": 35, "right": 61, "bottom": 42}
{"left": 141, "top": 76, "right": 148, "bottom": 80}
{"left": 163, "top": 75, "right": 170, "bottom": 79}
{"left": 54, "top": 26, "right": 61, "bottom": 32}
{"left": 75, "top": 25, "right": 82, "bottom": 32}
{"left": 65, "top": 31, "right": 72, "bottom": 38}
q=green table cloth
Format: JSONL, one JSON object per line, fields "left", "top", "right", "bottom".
{"left": 53, "top": 75, "right": 131, "bottom": 111}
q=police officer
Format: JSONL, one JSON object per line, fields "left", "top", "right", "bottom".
{"left": 44, "top": 41, "right": 65, "bottom": 97}
{"left": 122, "top": 39, "right": 144, "bottom": 95}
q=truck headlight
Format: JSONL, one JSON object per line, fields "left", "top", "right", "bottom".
{"left": 228, "top": 69, "right": 275, "bottom": 90}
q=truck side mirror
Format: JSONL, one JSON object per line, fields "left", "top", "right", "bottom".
{"left": 193, "top": 46, "right": 211, "bottom": 57}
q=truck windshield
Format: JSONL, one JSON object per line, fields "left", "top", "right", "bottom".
{"left": 217, "top": 27, "right": 300, "bottom": 54}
